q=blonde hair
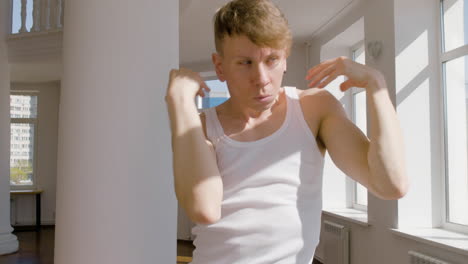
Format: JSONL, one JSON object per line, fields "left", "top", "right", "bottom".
{"left": 213, "top": 0, "right": 292, "bottom": 56}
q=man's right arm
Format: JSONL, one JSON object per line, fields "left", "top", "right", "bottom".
{"left": 165, "top": 68, "right": 223, "bottom": 225}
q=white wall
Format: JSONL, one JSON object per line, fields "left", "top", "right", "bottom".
{"left": 394, "top": 0, "right": 442, "bottom": 230}
{"left": 54, "top": 0, "right": 178, "bottom": 263}
{"left": 283, "top": 43, "right": 309, "bottom": 90}
{"left": 10, "top": 81, "right": 60, "bottom": 226}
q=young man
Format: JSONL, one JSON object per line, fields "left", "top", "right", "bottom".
{"left": 166, "top": 0, "right": 408, "bottom": 263}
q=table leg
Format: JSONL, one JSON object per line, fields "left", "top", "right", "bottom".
{"left": 35, "top": 193, "right": 41, "bottom": 231}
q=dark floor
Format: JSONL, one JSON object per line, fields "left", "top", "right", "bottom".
{"left": 0, "top": 226, "right": 195, "bottom": 264}
{"left": 0, "top": 226, "right": 322, "bottom": 264}
{"left": 0, "top": 226, "right": 55, "bottom": 264}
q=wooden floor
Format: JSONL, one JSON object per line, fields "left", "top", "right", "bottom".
{"left": 0, "top": 226, "right": 55, "bottom": 264}
{"left": 0, "top": 226, "right": 322, "bottom": 264}
{"left": 0, "top": 226, "right": 195, "bottom": 264}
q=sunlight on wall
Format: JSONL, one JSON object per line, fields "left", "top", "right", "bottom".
{"left": 396, "top": 30, "right": 429, "bottom": 96}
{"left": 395, "top": 28, "right": 432, "bottom": 228}
{"left": 443, "top": 0, "right": 466, "bottom": 51}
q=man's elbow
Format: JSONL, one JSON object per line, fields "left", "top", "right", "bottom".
{"left": 190, "top": 205, "right": 221, "bottom": 225}
{"left": 383, "top": 183, "right": 408, "bottom": 200}
{"left": 373, "top": 172, "right": 409, "bottom": 200}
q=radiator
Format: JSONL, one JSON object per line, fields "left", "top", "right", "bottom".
{"left": 408, "top": 251, "right": 452, "bottom": 264}
{"left": 323, "top": 220, "right": 349, "bottom": 264}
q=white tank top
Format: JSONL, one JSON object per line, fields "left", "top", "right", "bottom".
{"left": 190, "top": 87, "right": 325, "bottom": 264}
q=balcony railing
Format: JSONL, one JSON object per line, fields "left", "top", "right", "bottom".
{"left": 11, "top": 0, "right": 64, "bottom": 35}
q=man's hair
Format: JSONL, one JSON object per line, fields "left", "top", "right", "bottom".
{"left": 213, "top": 0, "right": 292, "bottom": 56}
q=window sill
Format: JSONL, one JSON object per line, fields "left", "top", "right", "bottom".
{"left": 322, "top": 208, "right": 370, "bottom": 227}
{"left": 391, "top": 228, "right": 468, "bottom": 257}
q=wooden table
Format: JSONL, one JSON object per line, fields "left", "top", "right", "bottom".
{"left": 10, "top": 189, "right": 43, "bottom": 231}
{"left": 176, "top": 256, "right": 193, "bottom": 264}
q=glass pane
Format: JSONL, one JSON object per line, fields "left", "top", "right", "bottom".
{"left": 356, "top": 184, "right": 367, "bottom": 206}
{"left": 11, "top": 0, "right": 21, "bottom": 34}
{"left": 353, "top": 92, "right": 367, "bottom": 134}
{"left": 202, "top": 80, "right": 230, "bottom": 108}
{"left": 444, "top": 55, "right": 468, "bottom": 226}
{"left": 26, "top": 0, "right": 33, "bottom": 31}
{"left": 10, "top": 0, "right": 33, "bottom": 34}
{"left": 353, "top": 91, "right": 368, "bottom": 206}
{"left": 10, "top": 95, "right": 37, "bottom": 118}
{"left": 10, "top": 123, "right": 35, "bottom": 186}
{"left": 442, "top": 0, "right": 468, "bottom": 52}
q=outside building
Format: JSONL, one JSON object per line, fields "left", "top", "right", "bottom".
{"left": 10, "top": 94, "right": 37, "bottom": 186}
{"left": 198, "top": 79, "right": 230, "bottom": 109}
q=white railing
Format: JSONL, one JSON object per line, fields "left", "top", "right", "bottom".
{"left": 11, "top": 0, "right": 64, "bottom": 34}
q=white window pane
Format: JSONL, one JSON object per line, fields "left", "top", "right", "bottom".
{"left": 353, "top": 91, "right": 368, "bottom": 207}
{"left": 356, "top": 183, "right": 367, "bottom": 206}
{"left": 10, "top": 95, "right": 37, "bottom": 118}
{"left": 10, "top": 123, "right": 35, "bottom": 186}
{"left": 353, "top": 92, "right": 367, "bottom": 135}
{"left": 203, "top": 80, "right": 230, "bottom": 108}
{"left": 444, "top": 55, "right": 468, "bottom": 226}
{"left": 442, "top": 0, "right": 468, "bottom": 52}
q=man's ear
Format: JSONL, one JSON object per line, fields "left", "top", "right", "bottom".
{"left": 212, "top": 53, "right": 226, "bottom": 82}
{"left": 283, "top": 52, "right": 288, "bottom": 73}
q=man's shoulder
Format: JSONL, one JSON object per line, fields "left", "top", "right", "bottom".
{"left": 297, "top": 87, "right": 334, "bottom": 100}
{"left": 297, "top": 88, "right": 339, "bottom": 114}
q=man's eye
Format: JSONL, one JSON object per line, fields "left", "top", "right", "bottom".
{"left": 239, "top": 60, "right": 251, "bottom": 65}
{"left": 267, "top": 57, "right": 278, "bottom": 64}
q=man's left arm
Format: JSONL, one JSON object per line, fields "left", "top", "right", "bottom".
{"left": 306, "top": 57, "right": 408, "bottom": 200}
{"left": 363, "top": 74, "right": 408, "bottom": 199}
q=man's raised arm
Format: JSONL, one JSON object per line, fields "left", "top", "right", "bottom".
{"left": 166, "top": 68, "right": 223, "bottom": 224}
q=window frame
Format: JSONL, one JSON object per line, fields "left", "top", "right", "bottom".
{"left": 9, "top": 0, "right": 14, "bottom": 34}
{"left": 10, "top": 90, "right": 39, "bottom": 190}
{"left": 349, "top": 40, "right": 368, "bottom": 211}
{"left": 439, "top": 0, "right": 468, "bottom": 233}
{"left": 197, "top": 71, "right": 230, "bottom": 110}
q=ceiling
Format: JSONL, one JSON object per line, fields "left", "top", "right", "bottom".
{"left": 179, "top": 0, "right": 355, "bottom": 65}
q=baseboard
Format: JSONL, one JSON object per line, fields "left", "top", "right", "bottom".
{"left": 11, "top": 220, "right": 55, "bottom": 226}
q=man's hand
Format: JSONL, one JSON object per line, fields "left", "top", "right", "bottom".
{"left": 166, "top": 68, "right": 211, "bottom": 102}
{"left": 305, "top": 56, "right": 385, "bottom": 92}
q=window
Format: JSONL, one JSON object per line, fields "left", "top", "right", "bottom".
{"left": 350, "top": 41, "right": 368, "bottom": 210}
{"left": 11, "top": 0, "right": 33, "bottom": 34}
{"left": 440, "top": 0, "right": 468, "bottom": 231}
{"left": 196, "top": 76, "right": 230, "bottom": 109}
{"left": 10, "top": 92, "right": 38, "bottom": 188}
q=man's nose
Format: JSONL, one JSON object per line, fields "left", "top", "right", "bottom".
{"left": 252, "top": 64, "right": 270, "bottom": 87}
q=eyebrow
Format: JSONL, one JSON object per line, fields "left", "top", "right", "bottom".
{"left": 234, "top": 53, "right": 280, "bottom": 60}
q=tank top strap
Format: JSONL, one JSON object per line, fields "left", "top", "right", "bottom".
{"left": 284, "top": 86, "right": 302, "bottom": 115}
{"left": 283, "top": 86, "right": 317, "bottom": 140}
{"left": 203, "top": 107, "right": 224, "bottom": 144}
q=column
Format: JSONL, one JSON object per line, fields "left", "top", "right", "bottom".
{"left": 54, "top": 1, "right": 178, "bottom": 263}
{"left": 0, "top": 0, "right": 19, "bottom": 256}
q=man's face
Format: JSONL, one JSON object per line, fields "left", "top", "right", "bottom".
{"left": 213, "top": 35, "right": 288, "bottom": 112}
